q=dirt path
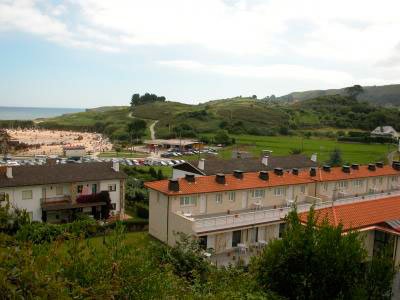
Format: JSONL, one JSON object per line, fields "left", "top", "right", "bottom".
{"left": 149, "top": 120, "right": 158, "bottom": 140}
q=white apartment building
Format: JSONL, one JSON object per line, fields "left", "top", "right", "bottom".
{"left": 146, "top": 162, "right": 400, "bottom": 263}
{"left": 0, "top": 162, "right": 126, "bottom": 223}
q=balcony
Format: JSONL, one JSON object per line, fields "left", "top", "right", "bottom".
{"left": 180, "top": 189, "right": 400, "bottom": 233}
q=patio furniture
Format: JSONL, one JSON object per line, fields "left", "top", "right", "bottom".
{"left": 257, "top": 240, "right": 267, "bottom": 249}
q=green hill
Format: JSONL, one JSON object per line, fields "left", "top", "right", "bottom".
{"left": 277, "top": 84, "right": 400, "bottom": 106}
{"left": 38, "top": 94, "right": 400, "bottom": 141}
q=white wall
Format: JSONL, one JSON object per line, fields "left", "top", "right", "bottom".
{"left": 1, "top": 186, "right": 43, "bottom": 221}
{"left": 99, "top": 179, "right": 121, "bottom": 212}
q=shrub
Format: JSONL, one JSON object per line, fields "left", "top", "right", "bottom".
{"left": 136, "top": 203, "right": 149, "bottom": 219}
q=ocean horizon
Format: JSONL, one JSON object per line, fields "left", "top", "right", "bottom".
{"left": 0, "top": 106, "right": 85, "bottom": 120}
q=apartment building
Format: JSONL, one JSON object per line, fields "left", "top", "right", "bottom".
{"left": 0, "top": 162, "right": 126, "bottom": 223}
{"left": 146, "top": 162, "right": 400, "bottom": 258}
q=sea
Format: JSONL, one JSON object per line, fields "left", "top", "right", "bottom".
{"left": 0, "top": 106, "right": 85, "bottom": 120}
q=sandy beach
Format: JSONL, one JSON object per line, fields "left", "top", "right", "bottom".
{"left": 7, "top": 129, "right": 113, "bottom": 156}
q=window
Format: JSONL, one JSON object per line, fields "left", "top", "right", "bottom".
{"left": 108, "top": 184, "right": 117, "bottom": 192}
{"left": 22, "top": 190, "right": 32, "bottom": 200}
{"left": 379, "top": 177, "right": 383, "bottom": 184}
{"left": 252, "top": 189, "right": 265, "bottom": 198}
{"left": 323, "top": 183, "right": 328, "bottom": 191}
{"left": 373, "top": 230, "right": 394, "bottom": 258}
{"left": 279, "top": 223, "right": 287, "bottom": 238}
{"left": 77, "top": 185, "right": 83, "bottom": 194}
{"left": 180, "top": 196, "right": 197, "bottom": 206}
{"left": 199, "top": 236, "right": 207, "bottom": 250}
{"left": 215, "top": 193, "right": 223, "bottom": 204}
{"left": 391, "top": 176, "right": 398, "bottom": 182}
{"left": 274, "top": 187, "right": 285, "bottom": 196}
{"left": 232, "top": 230, "right": 241, "bottom": 247}
{"left": 0, "top": 192, "right": 8, "bottom": 202}
{"left": 300, "top": 185, "right": 306, "bottom": 193}
{"left": 338, "top": 181, "right": 348, "bottom": 189}
{"left": 228, "top": 191, "right": 235, "bottom": 201}
{"left": 111, "top": 203, "right": 116, "bottom": 210}
{"left": 353, "top": 180, "right": 363, "bottom": 187}
{"left": 56, "top": 185, "right": 63, "bottom": 196}
{"left": 372, "top": 178, "right": 377, "bottom": 185}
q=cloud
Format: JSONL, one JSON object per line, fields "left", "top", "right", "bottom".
{"left": 158, "top": 60, "right": 354, "bottom": 85}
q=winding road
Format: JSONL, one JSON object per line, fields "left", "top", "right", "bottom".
{"left": 149, "top": 120, "right": 158, "bottom": 140}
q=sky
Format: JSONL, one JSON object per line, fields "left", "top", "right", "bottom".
{"left": 1, "top": 0, "right": 400, "bottom": 108}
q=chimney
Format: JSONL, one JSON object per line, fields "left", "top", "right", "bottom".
{"left": 368, "top": 164, "right": 376, "bottom": 171}
{"left": 168, "top": 179, "right": 180, "bottom": 192}
{"left": 198, "top": 159, "right": 205, "bottom": 170}
{"left": 342, "top": 165, "right": 350, "bottom": 173}
{"left": 261, "top": 155, "right": 269, "bottom": 166}
{"left": 322, "top": 165, "right": 331, "bottom": 172}
{"left": 112, "top": 161, "right": 119, "bottom": 172}
{"left": 311, "top": 153, "right": 317, "bottom": 163}
{"left": 310, "top": 167, "right": 317, "bottom": 177}
{"left": 185, "top": 174, "right": 195, "bottom": 182}
{"left": 292, "top": 168, "right": 299, "bottom": 175}
{"left": 215, "top": 173, "right": 226, "bottom": 184}
{"left": 351, "top": 164, "right": 359, "bottom": 170}
{"left": 259, "top": 171, "right": 269, "bottom": 180}
{"left": 6, "top": 166, "right": 12, "bottom": 179}
{"left": 376, "top": 162, "right": 384, "bottom": 168}
{"left": 274, "top": 168, "right": 283, "bottom": 176}
{"left": 233, "top": 170, "right": 243, "bottom": 179}
{"left": 393, "top": 162, "right": 400, "bottom": 171}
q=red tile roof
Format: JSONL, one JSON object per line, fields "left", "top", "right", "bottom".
{"left": 299, "top": 196, "right": 400, "bottom": 231}
{"left": 299, "top": 165, "right": 399, "bottom": 182}
{"left": 145, "top": 171, "right": 314, "bottom": 196}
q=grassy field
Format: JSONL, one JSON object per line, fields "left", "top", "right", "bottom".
{"left": 198, "top": 135, "right": 396, "bottom": 165}
{"left": 98, "top": 151, "right": 148, "bottom": 158}
{"left": 87, "top": 231, "right": 150, "bottom": 250}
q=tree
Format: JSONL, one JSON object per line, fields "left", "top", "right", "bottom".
{"left": 214, "top": 130, "right": 231, "bottom": 145}
{"left": 0, "top": 129, "right": 11, "bottom": 157}
{"left": 130, "top": 93, "right": 166, "bottom": 108}
{"left": 128, "top": 119, "right": 147, "bottom": 145}
{"left": 252, "top": 95, "right": 257, "bottom": 99}
{"left": 345, "top": 84, "right": 364, "bottom": 99}
{"left": 328, "top": 147, "right": 343, "bottom": 166}
{"left": 251, "top": 208, "right": 394, "bottom": 300}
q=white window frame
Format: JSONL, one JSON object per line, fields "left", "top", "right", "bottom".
{"left": 215, "top": 193, "right": 223, "bottom": 204}
{"left": 252, "top": 189, "right": 265, "bottom": 198}
{"left": 22, "top": 190, "right": 33, "bottom": 200}
{"left": 108, "top": 184, "right": 117, "bottom": 192}
{"left": 391, "top": 176, "right": 398, "bottom": 182}
{"left": 379, "top": 177, "right": 383, "bottom": 184}
{"left": 353, "top": 180, "right": 363, "bottom": 187}
{"left": 228, "top": 191, "right": 235, "bottom": 202}
{"left": 273, "top": 187, "right": 285, "bottom": 196}
{"left": 323, "top": 183, "right": 328, "bottom": 191}
{"left": 56, "top": 185, "right": 63, "bottom": 196}
{"left": 180, "top": 195, "right": 197, "bottom": 207}
{"left": 300, "top": 185, "right": 306, "bottom": 193}
{"left": 338, "top": 181, "right": 348, "bottom": 189}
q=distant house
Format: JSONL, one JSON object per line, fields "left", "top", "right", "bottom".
{"left": 63, "top": 145, "right": 86, "bottom": 158}
{"left": 0, "top": 162, "right": 126, "bottom": 223}
{"left": 371, "top": 126, "right": 399, "bottom": 139}
{"left": 144, "top": 139, "right": 202, "bottom": 152}
{"left": 172, "top": 154, "right": 318, "bottom": 179}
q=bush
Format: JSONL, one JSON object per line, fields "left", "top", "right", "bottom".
{"left": 136, "top": 203, "right": 149, "bottom": 219}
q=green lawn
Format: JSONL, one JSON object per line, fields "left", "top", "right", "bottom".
{"left": 87, "top": 231, "right": 151, "bottom": 250}
{"left": 98, "top": 151, "right": 148, "bottom": 158}
{"left": 200, "top": 134, "right": 396, "bottom": 165}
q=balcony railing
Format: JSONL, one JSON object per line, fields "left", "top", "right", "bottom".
{"left": 187, "top": 189, "right": 400, "bottom": 233}
{"left": 40, "top": 195, "right": 71, "bottom": 206}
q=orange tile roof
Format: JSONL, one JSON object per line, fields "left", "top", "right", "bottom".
{"left": 144, "top": 171, "right": 314, "bottom": 196}
{"left": 299, "top": 196, "right": 400, "bottom": 231}
{"left": 299, "top": 165, "right": 399, "bottom": 182}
